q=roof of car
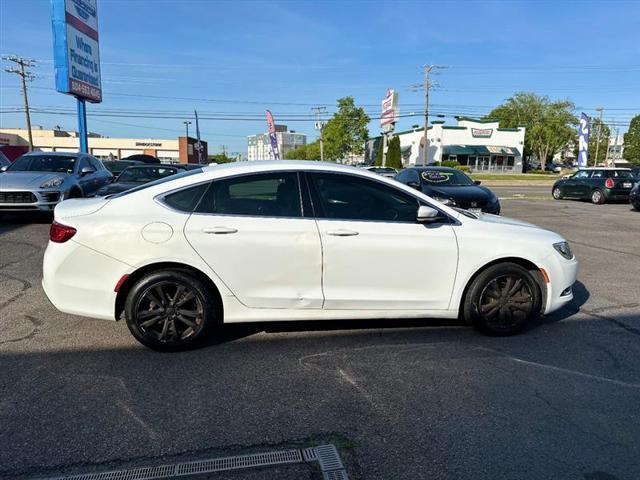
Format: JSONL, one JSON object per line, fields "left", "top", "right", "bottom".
{"left": 22, "top": 151, "right": 83, "bottom": 157}
{"left": 578, "top": 167, "right": 631, "bottom": 171}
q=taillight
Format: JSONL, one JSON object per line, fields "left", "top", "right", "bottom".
{"left": 605, "top": 178, "right": 614, "bottom": 189}
{"left": 50, "top": 222, "right": 77, "bottom": 243}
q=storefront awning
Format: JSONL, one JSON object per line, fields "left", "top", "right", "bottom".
{"left": 444, "top": 145, "right": 519, "bottom": 156}
{"left": 442, "top": 145, "right": 477, "bottom": 155}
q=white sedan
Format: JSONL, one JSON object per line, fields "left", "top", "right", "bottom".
{"left": 42, "top": 161, "right": 578, "bottom": 350}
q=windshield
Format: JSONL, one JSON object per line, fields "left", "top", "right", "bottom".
{"left": 8, "top": 154, "right": 76, "bottom": 173}
{"left": 420, "top": 169, "right": 474, "bottom": 186}
{"left": 117, "top": 166, "right": 178, "bottom": 184}
{"left": 109, "top": 167, "right": 203, "bottom": 199}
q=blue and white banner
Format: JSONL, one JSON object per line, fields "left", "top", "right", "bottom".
{"left": 51, "top": 0, "right": 102, "bottom": 103}
{"left": 577, "top": 112, "right": 590, "bottom": 168}
{"left": 266, "top": 110, "right": 280, "bottom": 160}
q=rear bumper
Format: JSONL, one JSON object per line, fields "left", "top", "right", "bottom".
{"left": 604, "top": 189, "right": 631, "bottom": 201}
{"left": 42, "top": 239, "right": 131, "bottom": 321}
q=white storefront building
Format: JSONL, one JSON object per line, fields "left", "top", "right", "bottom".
{"left": 368, "top": 117, "right": 527, "bottom": 173}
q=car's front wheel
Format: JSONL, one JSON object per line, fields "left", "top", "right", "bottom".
{"left": 552, "top": 187, "right": 563, "bottom": 200}
{"left": 463, "top": 262, "right": 542, "bottom": 336}
{"left": 124, "top": 269, "right": 216, "bottom": 351}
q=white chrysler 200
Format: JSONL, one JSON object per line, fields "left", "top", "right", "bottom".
{"left": 43, "top": 161, "right": 578, "bottom": 350}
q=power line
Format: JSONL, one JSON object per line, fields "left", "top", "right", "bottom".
{"left": 2, "top": 55, "right": 36, "bottom": 150}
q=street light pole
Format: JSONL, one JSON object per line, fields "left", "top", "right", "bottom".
{"left": 421, "top": 64, "right": 447, "bottom": 166}
{"left": 594, "top": 108, "right": 603, "bottom": 167}
{"left": 183, "top": 121, "right": 192, "bottom": 138}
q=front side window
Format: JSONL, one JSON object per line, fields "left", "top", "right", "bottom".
{"left": 309, "top": 172, "right": 418, "bottom": 222}
{"left": 196, "top": 172, "right": 302, "bottom": 217}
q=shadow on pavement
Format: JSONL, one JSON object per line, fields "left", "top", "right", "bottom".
{"left": 0, "top": 212, "right": 53, "bottom": 235}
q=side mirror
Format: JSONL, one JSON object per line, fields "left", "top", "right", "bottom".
{"left": 474, "top": 180, "right": 481, "bottom": 185}
{"left": 417, "top": 205, "right": 441, "bottom": 223}
{"left": 407, "top": 181, "right": 420, "bottom": 190}
{"left": 0, "top": 165, "right": 7, "bottom": 173}
{"left": 80, "top": 166, "right": 94, "bottom": 176}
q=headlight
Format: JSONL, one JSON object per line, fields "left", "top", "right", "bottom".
{"left": 40, "top": 177, "right": 65, "bottom": 188}
{"left": 433, "top": 196, "right": 455, "bottom": 206}
{"left": 553, "top": 241, "right": 573, "bottom": 260}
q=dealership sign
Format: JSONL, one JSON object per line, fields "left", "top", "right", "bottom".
{"left": 51, "top": 0, "right": 102, "bottom": 103}
{"left": 380, "top": 89, "right": 398, "bottom": 133}
{"left": 471, "top": 128, "right": 493, "bottom": 138}
{"left": 577, "top": 112, "right": 590, "bottom": 168}
{"left": 266, "top": 110, "right": 281, "bottom": 160}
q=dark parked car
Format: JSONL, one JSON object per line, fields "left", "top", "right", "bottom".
{"left": 101, "top": 159, "right": 144, "bottom": 176}
{"left": 0, "top": 152, "right": 112, "bottom": 212}
{"left": 122, "top": 154, "right": 160, "bottom": 164}
{"left": 631, "top": 166, "right": 640, "bottom": 180}
{"left": 96, "top": 164, "right": 188, "bottom": 196}
{"left": 395, "top": 166, "right": 501, "bottom": 214}
{"left": 365, "top": 166, "right": 398, "bottom": 178}
{"left": 552, "top": 168, "right": 635, "bottom": 204}
{"left": 630, "top": 182, "right": 640, "bottom": 211}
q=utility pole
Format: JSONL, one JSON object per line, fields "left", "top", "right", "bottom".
{"left": 420, "top": 64, "right": 447, "bottom": 165}
{"left": 594, "top": 108, "right": 603, "bottom": 167}
{"left": 312, "top": 106, "right": 327, "bottom": 161}
{"left": 183, "top": 121, "right": 192, "bottom": 138}
{"left": 3, "top": 55, "right": 36, "bottom": 151}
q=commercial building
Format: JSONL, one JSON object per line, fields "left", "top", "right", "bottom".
{"left": 0, "top": 127, "right": 207, "bottom": 163}
{"left": 366, "top": 117, "right": 526, "bottom": 173}
{"left": 247, "top": 125, "right": 306, "bottom": 160}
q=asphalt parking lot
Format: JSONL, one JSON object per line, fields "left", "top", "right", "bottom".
{"left": 1, "top": 196, "right": 639, "bottom": 480}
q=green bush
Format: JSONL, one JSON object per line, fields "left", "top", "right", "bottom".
{"left": 386, "top": 136, "right": 403, "bottom": 169}
{"left": 456, "top": 165, "right": 471, "bottom": 173}
{"left": 441, "top": 160, "right": 460, "bottom": 168}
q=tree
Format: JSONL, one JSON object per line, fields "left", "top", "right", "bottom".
{"left": 385, "top": 136, "right": 402, "bottom": 169}
{"left": 322, "top": 96, "right": 370, "bottom": 162}
{"left": 623, "top": 114, "right": 640, "bottom": 165}
{"left": 208, "top": 153, "right": 234, "bottom": 164}
{"left": 588, "top": 117, "right": 611, "bottom": 166}
{"left": 484, "top": 92, "right": 577, "bottom": 169}
{"left": 284, "top": 141, "right": 321, "bottom": 160}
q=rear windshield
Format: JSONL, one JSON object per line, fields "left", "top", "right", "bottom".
{"left": 8, "top": 155, "right": 76, "bottom": 173}
{"left": 108, "top": 168, "right": 203, "bottom": 199}
{"left": 609, "top": 170, "right": 634, "bottom": 179}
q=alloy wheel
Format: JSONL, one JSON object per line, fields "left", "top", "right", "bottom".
{"left": 134, "top": 281, "right": 204, "bottom": 344}
{"left": 552, "top": 187, "right": 562, "bottom": 199}
{"left": 477, "top": 275, "right": 534, "bottom": 330}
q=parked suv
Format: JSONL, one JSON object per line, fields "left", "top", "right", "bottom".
{"left": 552, "top": 168, "right": 635, "bottom": 204}
{"left": 0, "top": 152, "right": 113, "bottom": 212}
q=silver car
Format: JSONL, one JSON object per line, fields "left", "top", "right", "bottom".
{"left": 0, "top": 152, "right": 113, "bottom": 212}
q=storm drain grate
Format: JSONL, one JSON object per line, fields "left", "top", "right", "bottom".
{"left": 46, "top": 445, "right": 348, "bottom": 480}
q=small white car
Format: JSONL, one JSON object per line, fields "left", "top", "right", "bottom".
{"left": 43, "top": 161, "right": 578, "bottom": 350}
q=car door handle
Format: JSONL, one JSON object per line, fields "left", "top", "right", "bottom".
{"left": 327, "top": 229, "right": 359, "bottom": 237}
{"left": 202, "top": 227, "right": 238, "bottom": 235}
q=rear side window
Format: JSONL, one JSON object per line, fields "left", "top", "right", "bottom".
{"left": 609, "top": 170, "right": 634, "bottom": 179}
{"left": 196, "top": 172, "right": 302, "bottom": 218}
{"left": 163, "top": 183, "right": 209, "bottom": 212}
{"left": 591, "top": 170, "right": 605, "bottom": 179}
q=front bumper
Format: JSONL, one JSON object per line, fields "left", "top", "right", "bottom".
{"left": 0, "top": 189, "right": 63, "bottom": 211}
{"left": 540, "top": 252, "right": 579, "bottom": 315}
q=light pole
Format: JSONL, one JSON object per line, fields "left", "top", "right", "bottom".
{"left": 183, "top": 121, "right": 192, "bottom": 138}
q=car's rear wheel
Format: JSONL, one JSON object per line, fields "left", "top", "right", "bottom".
{"left": 124, "top": 269, "right": 216, "bottom": 351}
{"left": 591, "top": 188, "right": 605, "bottom": 204}
{"left": 463, "top": 262, "right": 542, "bottom": 336}
{"left": 552, "top": 187, "right": 563, "bottom": 200}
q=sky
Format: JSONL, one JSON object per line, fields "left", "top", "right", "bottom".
{"left": 1, "top": 0, "right": 639, "bottom": 155}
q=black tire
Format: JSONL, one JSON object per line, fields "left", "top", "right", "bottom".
{"left": 463, "top": 262, "right": 542, "bottom": 336}
{"left": 124, "top": 269, "right": 217, "bottom": 351}
{"left": 552, "top": 187, "right": 563, "bottom": 200}
{"left": 591, "top": 188, "right": 606, "bottom": 204}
